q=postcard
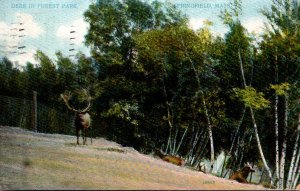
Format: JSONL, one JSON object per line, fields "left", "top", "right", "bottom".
{"left": 0, "top": 0, "right": 299, "bottom": 190}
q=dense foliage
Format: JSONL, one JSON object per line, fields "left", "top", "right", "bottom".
{"left": 1, "top": 0, "right": 299, "bottom": 188}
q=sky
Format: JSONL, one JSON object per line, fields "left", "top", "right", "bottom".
{"left": 0, "top": 0, "right": 272, "bottom": 66}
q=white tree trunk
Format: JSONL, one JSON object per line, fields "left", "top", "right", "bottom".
{"left": 287, "top": 113, "right": 300, "bottom": 189}
{"left": 165, "top": 104, "right": 172, "bottom": 153}
{"left": 206, "top": 105, "right": 215, "bottom": 172}
{"left": 161, "top": 77, "right": 173, "bottom": 154}
{"left": 186, "top": 126, "right": 201, "bottom": 159}
{"left": 292, "top": 144, "right": 300, "bottom": 187}
{"left": 229, "top": 107, "right": 246, "bottom": 154}
{"left": 238, "top": 49, "right": 273, "bottom": 185}
{"left": 175, "top": 127, "right": 188, "bottom": 155}
{"left": 172, "top": 128, "right": 178, "bottom": 154}
{"left": 183, "top": 43, "right": 215, "bottom": 172}
{"left": 279, "top": 94, "right": 288, "bottom": 188}
{"left": 274, "top": 94, "right": 281, "bottom": 189}
{"left": 279, "top": 142, "right": 287, "bottom": 188}
{"left": 250, "top": 107, "right": 274, "bottom": 186}
{"left": 291, "top": 113, "right": 300, "bottom": 189}
{"left": 293, "top": 169, "right": 300, "bottom": 189}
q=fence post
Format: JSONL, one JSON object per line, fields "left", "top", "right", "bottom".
{"left": 31, "top": 91, "right": 37, "bottom": 132}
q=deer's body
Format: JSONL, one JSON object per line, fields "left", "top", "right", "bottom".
{"left": 229, "top": 164, "right": 255, "bottom": 183}
{"left": 154, "top": 149, "right": 185, "bottom": 166}
{"left": 61, "top": 89, "right": 92, "bottom": 145}
{"left": 75, "top": 112, "right": 91, "bottom": 145}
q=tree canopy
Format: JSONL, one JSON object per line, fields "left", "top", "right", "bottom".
{"left": 1, "top": 0, "right": 300, "bottom": 189}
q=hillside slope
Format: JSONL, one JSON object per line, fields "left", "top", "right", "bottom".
{"left": 0, "top": 126, "right": 266, "bottom": 190}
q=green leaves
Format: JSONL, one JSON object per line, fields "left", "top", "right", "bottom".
{"left": 102, "top": 100, "right": 140, "bottom": 126}
{"left": 262, "top": 0, "right": 300, "bottom": 38}
{"left": 220, "top": 0, "right": 242, "bottom": 26}
{"left": 84, "top": 0, "right": 187, "bottom": 64}
{"left": 234, "top": 87, "right": 270, "bottom": 109}
{"left": 270, "top": 82, "right": 290, "bottom": 96}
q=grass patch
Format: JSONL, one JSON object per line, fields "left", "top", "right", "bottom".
{"left": 64, "top": 142, "right": 78, "bottom": 147}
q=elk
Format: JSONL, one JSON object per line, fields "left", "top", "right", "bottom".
{"left": 61, "top": 89, "right": 92, "bottom": 145}
{"left": 154, "top": 149, "right": 185, "bottom": 166}
{"left": 229, "top": 162, "right": 255, "bottom": 183}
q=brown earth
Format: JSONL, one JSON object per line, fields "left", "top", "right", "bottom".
{"left": 0, "top": 126, "right": 267, "bottom": 190}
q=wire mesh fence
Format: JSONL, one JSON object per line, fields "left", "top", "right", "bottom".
{"left": 0, "top": 94, "right": 75, "bottom": 135}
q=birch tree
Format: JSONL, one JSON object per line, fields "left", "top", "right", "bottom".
{"left": 287, "top": 113, "right": 300, "bottom": 188}
{"left": 135, "top": 23, "right": 223, "bottom": 170}
{"left": 261, "top": 0, "right": 300, "bottom": 188}
{"left": 221, "top": 0, "right": 274, "bottom": 185}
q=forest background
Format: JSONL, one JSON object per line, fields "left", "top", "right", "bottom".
{"left": 0, "top": 0, "right": 299, "bottom": 189}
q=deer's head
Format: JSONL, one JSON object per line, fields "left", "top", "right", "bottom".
{"left": 60, "top": 88, "right": 92, "bottom": 113}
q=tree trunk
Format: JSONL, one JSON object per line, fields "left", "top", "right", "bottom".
{"left": 193, "top": 134, "right": 209, "bottom": 166}
{"left": 175, "top": 127, "right": 188, "bottom": 155}
{"left": 186, "top": 126, "right": 201, "bottom": 160}
{"left": 287, "top": 113, "right": 300, "bottom": 189}
{"left": 238, "top": 131, "right": 247, "bottom": 169}
{"left": 274, "top": 94, "right": 280, "bottom": 189}
{"left": 274, "top": 47, "right": 280, "bottom": 189}
{"left": 221, "top": 153, "right": 228, "bottom": 177}
{"left": 186, "top": 124, "right": 196, "bottom": 158}
{"left": 181, "top": 38, "right": 215, "bottom": 170}
{"left": 172, "top": 128, "right": 179, "bottom": 154}
{"left": 193, "top": 68, "right": 214, "bottom": 172}
{"left": 279, "top": 94, "right": 288, "bottom": 188}
{"left": 161, "top": 77, "right": 173, "bottom": 154}
{"left": 238, "top": 49, "right": 273, "bottom": 185}
{"left": 222, "top": 105, "right": 245, "bottom": 176}
{"left": 292, "top": 143, "right": 300, "bottom": 188}
{"left": 221, "top": 107, "right": 246, "bottom": 178}
{"left": 229, "top": 107, "right": 246, "bottom": 154}
{"left": 202, "top": 94, "right": 214, "bottom": 172}
{"left": 293, "top": 168, "right": 300, "bottom": 189}
{"left": 250, "top": 107, "right": 274, "bottom": 185}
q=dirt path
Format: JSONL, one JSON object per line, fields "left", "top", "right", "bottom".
{"left": 0, "top": 126, "right": 266, "bottom": 190}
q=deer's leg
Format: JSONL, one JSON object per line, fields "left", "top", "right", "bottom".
{"left": 242, "top": 178, "right": 248, "bottom": 184}
{"left": 237, "top": 177, "right": 248, "bottom": 183}
{"left": 90, "top": 127, "right": 92, "bottom": 144}
{"left": 76, "top": 127, "right": 80, "bottom": 145}
{"left": 85, "top": 129, "right": 87, "bottom": 145}
{"left": 82, "top": 128, "right": 85, "bottom": 145}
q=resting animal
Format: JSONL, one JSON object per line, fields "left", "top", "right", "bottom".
{"left": 229, "top": 163, "right": 255, "bottom": 183}
{"left": 154, "top": 149, "right": 185, "bottom": 166}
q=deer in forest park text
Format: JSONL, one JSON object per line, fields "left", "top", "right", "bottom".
{"left": 229, "top": 162, "right": 255, "bottom": 183}
{"left": 61, "top": 89, "right": 92, "bottom": 145}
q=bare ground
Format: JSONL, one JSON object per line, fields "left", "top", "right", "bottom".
{"left": 0, "top": 126, "right": 267, "bottom": 190}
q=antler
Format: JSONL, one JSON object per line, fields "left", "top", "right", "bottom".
{"left": 60, "top": 89, "right": 92, "bottom": 112}
{"left": 60, "top": 92, "right": 79, "bottom": 112}
{"left": 81, "top": 88, "right": 92, "bottom": 112}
